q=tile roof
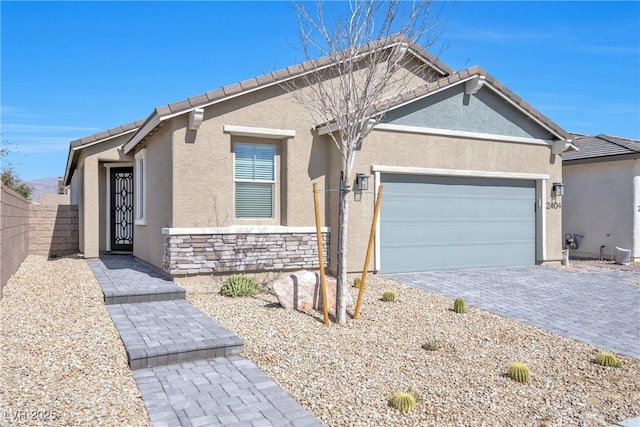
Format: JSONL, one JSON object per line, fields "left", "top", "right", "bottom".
{"left": 65, "top": 34, "right": 450, "bottom": 183}
{"left": 563, "top": 134, "right": 640, "bottom": 161}
{"left": 64, "top": 34, "right": 573, "bottom": 183}
{"left": 121, "top": 34, "right": 453, "bottom": 154}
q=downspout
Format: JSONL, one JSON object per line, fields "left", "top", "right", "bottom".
{"left": 633, "top": 160, "right": 640, "bottom": 261}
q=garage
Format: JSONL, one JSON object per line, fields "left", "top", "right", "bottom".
{"left": 379, "top": 174, "right": 536, "bottom": 273}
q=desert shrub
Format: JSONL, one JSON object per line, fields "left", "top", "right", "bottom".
{"left": 382, "top": 290, "right": 396, "bottom": 302}
{"left": 595, "top": 352, "right": 621, "bottom": 368}
{"left": 422, "top": 340, "right": 439, "bottom": 351}
{"left": 389, "top": 392, "right": 416, "bottom": 413}
{"left": 508, "top": 362, "right": 531, "bottom": 383}
{"left": 453, "top": 297, "right": 465, "bottom": 313}
{"left": 220, "top": 274, "right": 259, "bottom": 297}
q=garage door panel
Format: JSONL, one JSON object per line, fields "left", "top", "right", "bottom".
{"left": 380, "top": 174, "right": 535, "bottom": 273}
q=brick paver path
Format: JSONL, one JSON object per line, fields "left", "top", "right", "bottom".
{"left": 88, "top": 254, "right": 321, "bottom": 427}
{"left": 387, "top": 265, "right": 640, "bottom": 359}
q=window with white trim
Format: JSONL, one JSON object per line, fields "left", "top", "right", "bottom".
{"left": 234, "top": 143, "right": 275, "bottom": 219}
{"left": 134, "top": 148, "right": 147, "bottom": 225}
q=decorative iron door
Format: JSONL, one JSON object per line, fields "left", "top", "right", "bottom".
{"left": 110, "top": 167, "right": 134, "bottom": 251}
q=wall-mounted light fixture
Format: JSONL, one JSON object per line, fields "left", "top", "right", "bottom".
{"left": 552, "top": 182, "right": 565, "bottom": 197}
{"left": 355, "top": 173, "right": 369, "bottom": 192}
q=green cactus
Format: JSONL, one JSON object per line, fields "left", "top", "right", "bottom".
{"left": 595, "top": 352, "right": 621, "bottom": 368}
{"left": 220, "top": 274, "right": 260, "bottom": 297}
{"left": 422, "top": 340, "right": 439, "bottom": 351}
{"left": 453, "top": 297, "right": 465, "bottom": 313}
{"left": 353, "top": 277, "right": 362, "bottom": 288}
{"left": 389, "top": 392, "right": 416, "bottom": 413}
{"left": 508, "top": 362, "right": 531, "bottom": 383}
{"left": 382, "top": 290, "right": 396, "bottom": 302}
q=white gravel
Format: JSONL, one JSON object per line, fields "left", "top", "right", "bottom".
{"left": 0, "top": 256, "right": 150, "bottom": 426}
{"left": 2, "top": 255, "right": 638, "bottom": 426}
{"left": 183, "top": 274, "right": 640, "bottom": 427}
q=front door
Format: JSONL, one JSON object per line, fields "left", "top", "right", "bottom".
{"left": 110, "top": 167, "right": 134, "bottom": 251}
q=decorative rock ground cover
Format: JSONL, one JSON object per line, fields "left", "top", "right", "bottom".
{"left": 0, "top": 256, "right": 150, "bottom": 426}
{"left": 183, "top": 275, "right": 640, "bottom": 427}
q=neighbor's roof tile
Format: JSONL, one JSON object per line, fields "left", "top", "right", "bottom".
{"left": 564, "top": 134, "right": 640, "bottom": 161}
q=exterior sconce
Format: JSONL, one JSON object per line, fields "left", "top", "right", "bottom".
{"left": 355, "top": 173, "right": 369, "bottom": 192}
{"left": 552, "top": 182, "right": 565, "bottom": 197}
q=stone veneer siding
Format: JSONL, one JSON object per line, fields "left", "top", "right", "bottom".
{"left": 163, "top": 231, "right": 330, "bottom": 276}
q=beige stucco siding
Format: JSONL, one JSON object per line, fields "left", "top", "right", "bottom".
{"left": 75, "top": 135, "right": 134, "bottom": 258}
{"left": 329, "top": 130, "right": 563, "bottom": 272}
{"left": 161, "top": 81, "right": 562, "bottom": 274}
{"left": 562, "top": 158, "right": 638, "bottom": 260}
{"left": 132, "top": 122, "right": 174, "bottom": 270}
{"left": 170, "top": 85, "right": 328, "bottom": 229}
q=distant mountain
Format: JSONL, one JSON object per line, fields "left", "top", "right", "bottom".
{"left": 25, "top": 176, "right": 61, "bottom": 202}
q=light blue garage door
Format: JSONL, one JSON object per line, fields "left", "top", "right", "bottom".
{"left": 380, "top": 174, "right": 536, "bottom": 273}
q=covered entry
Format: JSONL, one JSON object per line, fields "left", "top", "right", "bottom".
{"left": 379, "top": 173, "right": 536, "bottom": 273}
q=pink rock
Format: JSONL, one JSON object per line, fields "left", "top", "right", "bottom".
{"left": 272, "top": 270, "right": 351, "bottom": 312}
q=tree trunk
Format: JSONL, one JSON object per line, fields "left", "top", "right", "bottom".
{"left": 335, "top": 152, "right": 355, "bottom": 324}
{"left": 335, "top": 178, "right": 350, "bottom": 324}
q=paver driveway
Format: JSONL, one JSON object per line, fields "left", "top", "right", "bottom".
{"left": 386, "top": 265, "right": 640, "bottom": 359}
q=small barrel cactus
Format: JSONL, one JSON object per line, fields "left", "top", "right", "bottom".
{"left": 422, "top": 340, "right": 439, "bottom": 351}
{"left": 595, "top": 352, "right": 621, "bottom": 368}
{"left": 382, "top": 290, "right": 396, "bottom": 302}
{"left": 353, "top": 277, "right": 362, "bottom": 288}
{"left": 220, "top": 274, "right": 260, "bottom": 297}
{"left": 453, "top": 297, "right": 465, "bottom": 313}
{"left": 508, "top": 362, "right": 531, "bottom": 383}
{"left": 389, "top": 392, "right": 416, "bottom": 413}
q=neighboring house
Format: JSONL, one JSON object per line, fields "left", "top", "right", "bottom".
{"left": 63, "top": 36, "right": 575, "bottom": 278}
{"left": 562, "top": 134, "right": 640, "bottom": 261}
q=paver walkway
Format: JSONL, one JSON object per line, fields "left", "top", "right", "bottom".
{"left": 88, "top": 254, "right": 321, "bottom": 427}
{"left": 387, "top": 264, "right": 640, "bottom": 359}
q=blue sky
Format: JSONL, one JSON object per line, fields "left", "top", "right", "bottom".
{"left": 1, "top": 1, "right": 638, "bottom": 181}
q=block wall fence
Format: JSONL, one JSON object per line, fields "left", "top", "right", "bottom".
{"left": 0, "top": 184, "right": 30, "bottom": 300}
{"left": 0, "top": 185, "right": 79, "bottom": 301}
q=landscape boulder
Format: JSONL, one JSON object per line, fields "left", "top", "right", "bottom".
{"left": 272, "top": 270, "right": 352, "bottom": 312}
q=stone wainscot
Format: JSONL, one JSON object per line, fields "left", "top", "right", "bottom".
{"left": 163, "top": 226, "right": 330, "bottom": 276}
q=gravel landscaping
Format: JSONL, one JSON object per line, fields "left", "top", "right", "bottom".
{"left": 1, "top": 255, "right": 638, "bottom": 426}
{"left": 0, "top": 256, "right": 150, "bottom": 426}
{"left": 183, "top": 274, "right": 640, "bottom": 427}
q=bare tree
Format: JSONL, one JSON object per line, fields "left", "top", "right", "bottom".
{"left": 287, "top": 0, "right": 449, "bottom": 323}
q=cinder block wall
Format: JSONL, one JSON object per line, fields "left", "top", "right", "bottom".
{"left": 0, "top": 184, "right": 30, "bottom": 300}
{"left": 29, "top": 204, "right": 79, "bottom": 258}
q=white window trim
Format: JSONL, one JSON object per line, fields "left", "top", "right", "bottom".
{"left": 162, "top": 226, "right": 330, "bottom": 235}
{"left": 224, "top": 125, "right": 295, "bottom": 139}
{"left": 135, "top": 148, "right": 147, "bottom": 225}
{"left": 233, "top": 143, "right": 277, "bottom": 220}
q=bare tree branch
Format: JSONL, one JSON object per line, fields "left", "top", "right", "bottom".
{"left": 284, "top": 0, "right": 450, "bottom": 324}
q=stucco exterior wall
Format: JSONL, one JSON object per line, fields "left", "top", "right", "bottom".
{"left": 132, "top": 122, "right": 174, "bottom": 270}
{"left": 77, "top": 135, "right": 134, "bottom": 258}
{"left": 170, "top": 84, "right": 327, "bottom": 230}
{"left": 562, "top": 158, "right": 637, "bottom": 260}
{"left": 325, "top": 130, "right": 562, "bottom": 272}
{"left": 384, "top": 85, "right": 556, "bottom": 140}
{"left": 158, "top": 78, "right": 562, "bottom": 275}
